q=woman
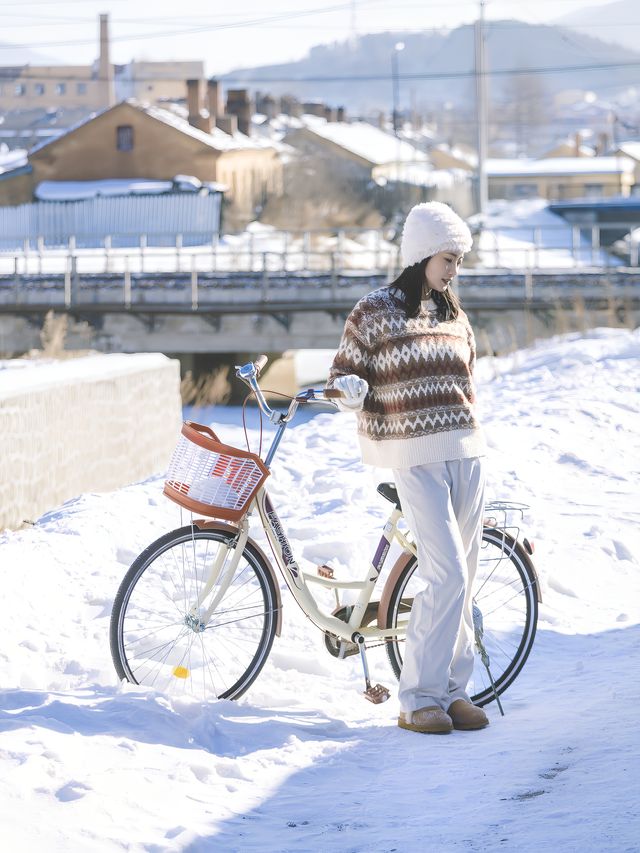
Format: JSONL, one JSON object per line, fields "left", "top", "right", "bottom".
{"left": 327, "top": 201, "right": 488, "bottom": 734}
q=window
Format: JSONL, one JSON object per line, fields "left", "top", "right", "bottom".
{"left": 513, "top": 183, "right": 537, "bottom": 199}
{"left": 14, "top": 83, "right": 26, "bottom": 96}
{"left": 55, "top": 82, "right": 66, "bottom": 95}
{"left": 584, "top": 183, "right": 604, "bottom": 198}
{"left": 76, "top": 82, "right": 87, "bottom": 95}
{"left": 34, "top": 83, "right": 45, "bottom": 96}
{"left": 116, "top": 124, "right": 134, "bottom": 151}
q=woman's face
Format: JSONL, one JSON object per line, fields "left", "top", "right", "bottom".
{"left": 424, "top": 251, "right": 464, "bottom": 293}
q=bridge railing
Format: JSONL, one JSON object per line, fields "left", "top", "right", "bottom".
{"left": 0, "top": 223, "right": 638, "bottom": 277}
{"left": 1, "top": 267, "right": 637, "bottom": 316}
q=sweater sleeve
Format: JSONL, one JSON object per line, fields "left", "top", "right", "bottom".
{"left": 467, "top": 325, "right": 477, "bottom": 376}
{"left": 326, "top": 311, "right": 372, "bottom": 412}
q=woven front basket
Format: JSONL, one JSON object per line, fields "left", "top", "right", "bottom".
{"left": 163, "top": 421, "right": 270, "bottom": 522}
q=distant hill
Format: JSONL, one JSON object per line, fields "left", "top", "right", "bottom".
{"left": 553, "top": 0, "right": 640, "bottom": 53}
{"left": 222, "top": 21, "right": 640, "bottom": 114}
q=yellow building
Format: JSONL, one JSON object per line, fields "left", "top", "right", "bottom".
{"left": 612, "top": 143, "right": 640, "bottom": 186}
{"left": 487, "top": 156, "right": 636, "bottom": 201}
{"left": 0, "top": 100, "right": 283, "bottom": 226}
{"left": 0, "top": 14, "right": 204, "bottom": 113}
{"left": 0, "top": 14, "right": 114, "bottom": 113}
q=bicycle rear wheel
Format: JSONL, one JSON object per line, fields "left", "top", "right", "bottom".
{"left": 110, "top": 525, "right": 278, "bottom": 701}
{"left": 385, "top": 528, "right": 538, "bottom": 706}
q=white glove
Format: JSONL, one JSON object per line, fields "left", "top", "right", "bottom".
{"left": 333, "top": 374, "right": 369, "bottom": 410}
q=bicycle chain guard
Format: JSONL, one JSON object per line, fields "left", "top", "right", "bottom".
{"left": 324, "top": 602, "right": 379, "bottom": 658}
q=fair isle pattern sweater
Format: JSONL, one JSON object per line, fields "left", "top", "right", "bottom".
{"left": 327, "top": 287, "right": 486, "bottom": 469}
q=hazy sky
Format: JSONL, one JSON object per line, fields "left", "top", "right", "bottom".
{"left": 0, "top": 0, "right": 617, "bottom": 74}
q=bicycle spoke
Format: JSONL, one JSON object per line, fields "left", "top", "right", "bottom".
{"left": 112, "top": 528, "right": 277, "bottom": 701}
{"left": 385, "top": 530, "right": 537, "bottom": 707}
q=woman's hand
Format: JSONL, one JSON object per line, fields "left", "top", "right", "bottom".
{"left": 333, "top": 374, "right": 369, "bottom": 409}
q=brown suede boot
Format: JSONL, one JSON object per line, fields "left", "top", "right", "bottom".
{"left": 447, "top": 699, "right": 489, "bottom": 730}
{"left": 398, "top": 706, "right": 453, "bottom": 734}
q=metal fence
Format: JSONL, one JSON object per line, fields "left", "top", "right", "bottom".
{"left": 0, "top": 221, "right": 639, "bottom": 275}
{"left": 0, "top": 193, "right": 222, "bottom": 250}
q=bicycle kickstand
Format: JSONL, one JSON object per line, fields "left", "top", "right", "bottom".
{"left": 353, "top": 633, "right": 390, "bottom": 704}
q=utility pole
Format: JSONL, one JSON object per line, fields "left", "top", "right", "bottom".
{"left": 474, "top": 1, "right": 489, "bottom": 219}
{"left": 391, "top": 41, "right": 404, "bottom": 136}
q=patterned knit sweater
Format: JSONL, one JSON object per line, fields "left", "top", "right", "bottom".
{"left": 327, "top": 287, "right": 486, "bottom": 469}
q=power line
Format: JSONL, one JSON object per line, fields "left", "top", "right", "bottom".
{"left": 2, "top": 59, "right": 640, "bottom": 85}
{"left": 0, "top": 0, "right": 391, "bottom": 49}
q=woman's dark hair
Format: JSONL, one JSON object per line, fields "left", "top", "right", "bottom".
{"left": 389, "top": 258, "right": 461, "bottom": 321}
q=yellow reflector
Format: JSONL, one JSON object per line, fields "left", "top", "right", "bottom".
{"left": 172, "top": 666, "right": 189, "bottom": 679}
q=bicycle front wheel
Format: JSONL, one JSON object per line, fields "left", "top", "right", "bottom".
{"left": 385, "top": 528, "right": 538, "bottom": 706}
{"left": 110, "top": 525, "right": 278, "bottom": 701}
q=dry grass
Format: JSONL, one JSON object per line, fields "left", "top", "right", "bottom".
{"left": 24, "top": 310, "right": 94, "bottom": 360}
{"left": 39, "top": 310, "right": 68, "bottom": 357}
{"left": 180, "top": 367, "right": 231, "bottom": 407}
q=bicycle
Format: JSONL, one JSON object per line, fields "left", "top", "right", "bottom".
{"left": 110, "top": 355, "right": 540, "bottom": 711}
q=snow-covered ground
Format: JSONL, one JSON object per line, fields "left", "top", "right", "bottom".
{"left": 1, "top": 328, "right": 639, "bottom": 851}
{"left": 471, "top": 199, "right": 622, "bottom": 269}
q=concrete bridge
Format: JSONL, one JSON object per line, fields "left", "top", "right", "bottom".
{"left": 0, "top": 266, "right": 638, "bottom": 359}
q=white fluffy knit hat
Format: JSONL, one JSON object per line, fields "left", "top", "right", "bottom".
{"left": 400, "top": 202, "right": 473, "bottom": 268}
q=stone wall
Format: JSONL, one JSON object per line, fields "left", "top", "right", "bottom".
{"left": 0, "top": 353, "right": 182, "bottom": 530}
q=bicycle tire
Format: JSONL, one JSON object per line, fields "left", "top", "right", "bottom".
{"left": 110, "top": 525, "right": 278, "bottom": 701}
{"left": 385, "top": 527, "right": 538, "bottom": 707}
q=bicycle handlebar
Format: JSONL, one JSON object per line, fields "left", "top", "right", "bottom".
{"left": 235, "top": 355, "right": 343, "bottom": 424}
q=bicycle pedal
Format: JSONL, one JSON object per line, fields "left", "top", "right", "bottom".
{"left": 363, "top": 683, "right": 391, "bottom": 704}
{"left": 317, "top": 564, "right": 334, "bottom": 579}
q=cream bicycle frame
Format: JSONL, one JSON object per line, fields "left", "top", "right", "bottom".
{"left": 251, "top": 486, "right": 413, "bottom": 644}
{"left": 193, "top": 356, "right": 415, "bottom": 647}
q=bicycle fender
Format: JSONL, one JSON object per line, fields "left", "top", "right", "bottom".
{"left": 377, "top": 533, "right": 542, "bottom": 632}
{"left": 193, "top": 518, "right": 283, "bottom": 636}
{"left": 377, "top": 550, "right": 413, "bottom": 630}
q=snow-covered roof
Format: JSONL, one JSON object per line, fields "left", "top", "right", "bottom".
{"left": 0, "top": 146, "right": 28, "bottom": 174}
{"left": 29, "top": 108, "right": 105, "bottom": 155}
{"left": 372, "top": 162, "right": 467, "bottom": 189}
{"left": 615, "top": 142, "right": 640, "bottom": 162}
{"left": 433, "top": 143, "right": 478, "bottom": 168}
{"left": 140, "top": 102, "right": 277, "bottom": 153}
{"left": 487, "top": 156, "right": 636, "bottom": 177}
{"left": 294, "top": 116, "right": 428, "bottom": 167}
{"left": 29, "top": 99, "right": 278, "bottom": 158}
{"left": 33, "top": 176, "right": 225, "bottom": 202}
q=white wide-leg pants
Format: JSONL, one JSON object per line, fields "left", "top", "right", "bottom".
{"left": 392, "top": 457, "right": 485, "bottom": 714}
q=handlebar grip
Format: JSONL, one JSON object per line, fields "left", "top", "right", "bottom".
{"left": 323, "top": 388, "right": 344, "bottom": 398}
{"left": 255, "top": 354, "right": 268, "bottom": 375}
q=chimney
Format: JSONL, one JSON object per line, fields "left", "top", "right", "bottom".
{"left": 303, "top": 101, "right": 326, "bottom": 118}
{"left": 206, "top": 78, "right": 222, "bottom": 125}
{"left": 216, "top": 114, "right": 238, "bottom": 135}
{"left": 597, "top": 131, "right": 609, "bottom": 155}
{"left": 186, "top": 79, "right": 211, "bottom": 133}
{"left": 281, "top": 95, "right": 302, "bottom": 117}
{"left": 574, "top": 131, "right": 582, "bottom": 157}
{"left": 256, "top": 93, "right": 279, "bottom": 120}
{"left": 98, "top": 14, "right": 115, "bottom": 107}
{"left": 226, "top": 89, "right": 252, "bottom": 136}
